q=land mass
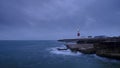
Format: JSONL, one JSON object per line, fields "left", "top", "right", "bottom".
{"left": 58, "top": 36, "right": 120, "bottom": 60}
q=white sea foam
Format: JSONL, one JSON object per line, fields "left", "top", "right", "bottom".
{"left": 47, "top": 46, "right": 120, "bottom": 63}
{"left": 48, "top": 46, "right": 81, "bottom": 56}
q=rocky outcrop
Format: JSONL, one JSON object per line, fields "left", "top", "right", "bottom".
{"left": 66, "top": 44, "right": 95, "bottom": 54}
{"left": 58, "top": 37, "right": 120, "bottom": 60}
{"left": 96, "top": 49, "right": 120, "bottom": 60}
{"left": 94, "top": 41, "right": 120, "bottom": 59}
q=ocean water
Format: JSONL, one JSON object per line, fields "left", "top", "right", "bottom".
{"left": 0, "top": 40, "right": 120, "bottom": 68}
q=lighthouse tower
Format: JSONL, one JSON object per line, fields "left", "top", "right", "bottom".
{"left": 77, "top": 29, "right": 80, "bottom": 37}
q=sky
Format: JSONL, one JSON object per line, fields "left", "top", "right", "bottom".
{"left": 0, "top": 0, "right": 120, "bottom": 40}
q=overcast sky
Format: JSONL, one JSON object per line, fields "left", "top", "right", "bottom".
{"left": 0, "top": 0, "right": 120, "bottom": 40}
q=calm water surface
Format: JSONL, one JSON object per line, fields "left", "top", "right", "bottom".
{"left": 0, "top": 40, "right": 120, "bottom": 68}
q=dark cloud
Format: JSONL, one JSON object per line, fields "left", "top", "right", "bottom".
{"left": 0, "top": 0, "right": 120, "bottom": 40}
{"left": 84, "top": 0, "right": 120, "bottom": 33}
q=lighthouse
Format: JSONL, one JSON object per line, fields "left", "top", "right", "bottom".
{"left": 77, "top": 30, "right": 80, "bottom": 37}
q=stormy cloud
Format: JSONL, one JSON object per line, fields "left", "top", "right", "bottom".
{"left": 0, "top": 0, "right": 120, "bottom": 40}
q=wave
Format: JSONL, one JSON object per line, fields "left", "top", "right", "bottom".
{"left": 47, "top": 45, "right": 120, "bottom": 63}
{"left": 47, "top": 46, "right": 81, "bottom": 56}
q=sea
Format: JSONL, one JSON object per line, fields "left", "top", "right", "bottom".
{"left": 0, "top": 40, "right": 120, "bottom": 68}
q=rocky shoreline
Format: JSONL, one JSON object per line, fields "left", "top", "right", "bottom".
{"left": 66, "top": 44, "right": 95, "bottom": 54}
{"left": 58, "top": 37, "right": 120, "bottom": 60}
{"left": 96, "top": 50, "right": 120, "bottom": 60}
